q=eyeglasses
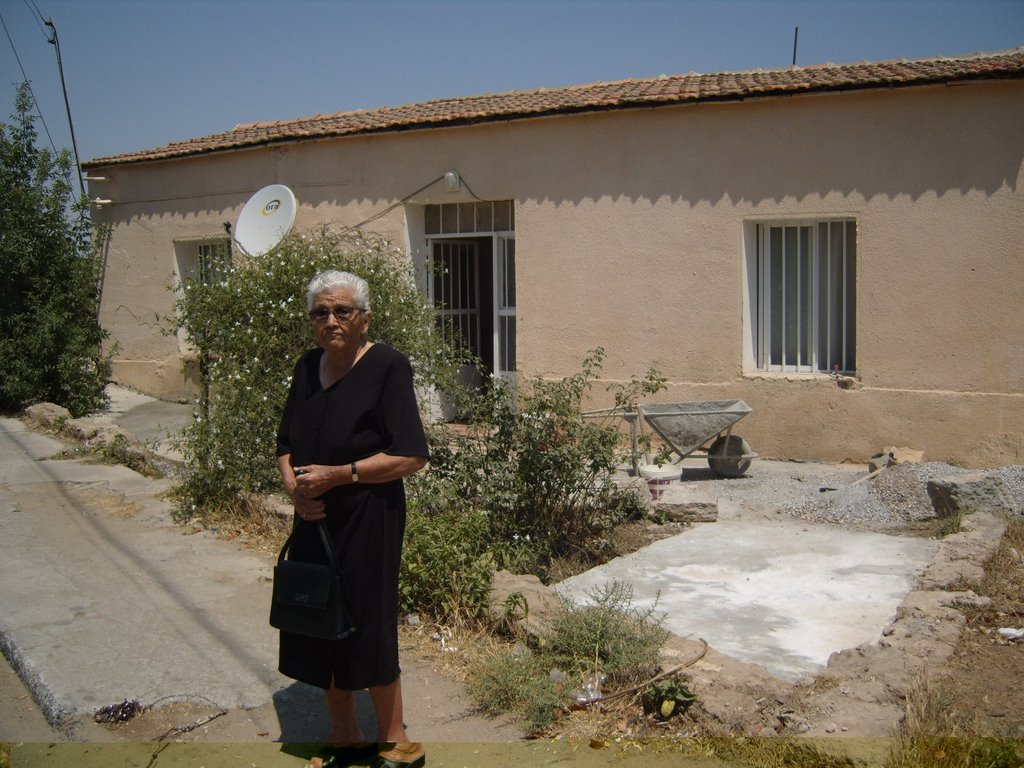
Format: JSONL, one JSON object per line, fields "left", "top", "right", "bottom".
{"left": 309, "top": 304, "right": 363, "bottom": 322}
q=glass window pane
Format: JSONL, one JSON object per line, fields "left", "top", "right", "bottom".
{"left": 501, "top": 239, "right": 516, "bottom": 309}
{"left": 770, "top": 227, "right": 784, "bottom": 366}
{"left": 829, "top": 225, "right": 844, "bottom": 372}
{"left": 475, "top": 202, "right": 493, "bottom": 232}
{"left": 424, "top": 205, "right": 440, "bottom": 235}
{"left": 817, "top": 224, "right": 830, "bottom": 370}
{"left": 784, "top": 227, "right": 798, "bottom": 367}
{"left": 500, "top": 316, "right": 517, "bottom": 372}
{"left": 799, "top": 226, "right": 812, "bottom": 367}
{"left": 441, "top": 203, "right": 457, "bottom": 234}
{"left": 493, "top": 201, "right": 511, "bottom": 231}
{"left": 844, "top": 221, "right": 857, "bottom": 372}
{"left": 458, "top": 203, "right": 477, "bottom": 233}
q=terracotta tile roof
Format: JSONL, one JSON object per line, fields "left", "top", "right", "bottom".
{"left": 84, "top": 48, "right": 1024, "bottom": 168}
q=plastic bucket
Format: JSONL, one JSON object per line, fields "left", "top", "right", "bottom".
{"left": 638, "top": 464, "right": 680, "bottom": 500}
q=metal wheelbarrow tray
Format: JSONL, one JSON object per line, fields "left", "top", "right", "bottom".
{"left": 638, "top": 400, "right": 758, "bottom": 478}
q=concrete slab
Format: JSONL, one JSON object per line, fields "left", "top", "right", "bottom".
{"left": 558, "top": 507, "right": 938, "bottom": 682}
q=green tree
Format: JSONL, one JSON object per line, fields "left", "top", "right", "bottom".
{"left": 0, "top": 82, "right": 109, "bottom": 416}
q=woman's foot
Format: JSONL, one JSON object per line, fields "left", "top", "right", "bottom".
{"left": 306, "top": 743, "right": 378, "bottom": 768}
{"left": 376, "top": 742, "right": 425, "bottom": 768}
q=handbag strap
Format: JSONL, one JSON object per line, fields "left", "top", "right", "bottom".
{"left": 278, "top": 518, "right": 341, "bottom": 574}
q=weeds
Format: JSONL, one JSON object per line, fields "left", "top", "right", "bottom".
{"left": 171, "top": 490, "right": 290, "bottom": 555}
{"left": 465, "top": 642, "right": 565, "bottom": 734}
{"left": 546, "top": 582, "right": 668, "bottom": 687}
{"left": 973, "top": 517, "right": 1024, "bottom": 613}
{"left": 887, "top": 674, "right": 1023, "bottom": 768}
{"left": 52, "top": 433, "right": 164, "bottom": 479}
{"left": 694, "top": 738, "right": 863, "bottom": 768}
{"left": 465, "top": 581, "right": 669, "bottom": 733}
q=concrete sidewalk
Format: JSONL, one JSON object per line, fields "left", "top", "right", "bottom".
{"left": 0, "top": 399, "right": 518, "bottom": 743}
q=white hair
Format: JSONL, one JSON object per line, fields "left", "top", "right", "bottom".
{"left": 306, "top": 270, "right": 371, "bottom": 311}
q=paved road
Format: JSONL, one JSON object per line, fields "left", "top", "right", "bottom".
{"left": 0, "top": 415, "right": 517, "bottom": 744}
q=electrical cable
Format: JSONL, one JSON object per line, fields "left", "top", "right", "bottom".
{"left": 44, "top": 18, "right": 86, "bottom": 198}
{"left": 0, "top": 10, "right": 58, "bottom": 154}
{"left": 337, "top": 171, "right": 499, "bottom": 234}
{"left": 336, "top": 173, "right": 447, "bottom": 234}
{"left": 460, "top": 175, "right": 489, "bottom": 203}
{"left": 22, "top": 0, "right": 48, "bottom": 34}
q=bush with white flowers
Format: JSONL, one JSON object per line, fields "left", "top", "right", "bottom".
{"left": 171, "top": 228, "right": 462, "bottom": 514}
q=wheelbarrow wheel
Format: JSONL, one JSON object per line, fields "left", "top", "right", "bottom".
{"left": 708, "top": 435, "right": 752, "bottom": 478}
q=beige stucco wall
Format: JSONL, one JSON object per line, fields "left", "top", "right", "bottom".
{"left": 90, "top": 79, "right": 1024, "bottom": 466}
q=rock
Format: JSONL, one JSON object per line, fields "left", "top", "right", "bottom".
{"left": 22, "top": 402, "right": 71, "bottom": 428}
{"left": 927, "top": 472, "right": 1021, "bottom": 519}
{"left": 488, "top": 570, "right": 562, "bottom": 638}
{"left": 778, "top": 711, "right": 811, "bottom": 734}
{"left": 886, "top": 446, "right": 926, "bottom": 464}
{"left": 868, "top": 452, "right": 895, "bottom": 473}
{"left": 655, "top": 499, "right": 718, "bottom": 523}
{"left": 653, "top": 485, "right": 719, "bottom": 523}
{"left": 947, "top": 590, "right": 992, "bottom": 609}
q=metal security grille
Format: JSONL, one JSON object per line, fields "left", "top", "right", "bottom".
{"left": 432, "top": 240, "right": 480, "bottom": 356}
{"left": 756, "top": 220, "right": 856, "bottom": 373}
{"left": 196, "top": 241, "right": 232, "bottom": 285}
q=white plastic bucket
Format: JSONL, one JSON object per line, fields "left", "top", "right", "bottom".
{"left": 638, "top": 464, "right": 680, "bottom": 500}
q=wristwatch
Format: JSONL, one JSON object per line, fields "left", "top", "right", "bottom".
{"left": 350, "top": 462, "right": 359, "bottom": 483}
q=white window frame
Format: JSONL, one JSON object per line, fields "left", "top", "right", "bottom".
{"left": 494, "top": 235, "right": 516, "bottom": 380}
{"left": 422, "top": 201, "right": 516, "bottom": 381}
{"left": 746, "top": 219, "right": 857, "bottom": 374}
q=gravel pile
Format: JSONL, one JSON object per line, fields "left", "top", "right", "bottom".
{"left": 779, "top": 462, "right": 1024, "bottom": 531}
{"left": 666, "top": 460, "right": 1024, "bottom": 533}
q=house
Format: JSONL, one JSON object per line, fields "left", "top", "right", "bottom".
{"left": 82, "top": 48, "right": 1024, "bottom": 467}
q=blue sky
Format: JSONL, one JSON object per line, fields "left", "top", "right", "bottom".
{"left": 2, "top": 0, "right": 1022, "bottom": 165}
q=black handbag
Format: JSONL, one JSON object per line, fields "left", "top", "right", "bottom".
{"left": 270, "top": 519, "right": 356, "bottom": 641}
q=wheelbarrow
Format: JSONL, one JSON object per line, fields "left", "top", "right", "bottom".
{"left": 586, "top": 400, "right": 757, "bottom": 478}
{"left": 638, "top": 401, "right": 757, "bottom": 477}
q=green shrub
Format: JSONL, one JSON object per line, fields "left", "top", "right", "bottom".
{"left": 170, "top": 228, "right": 464, "bottom": 516}
{"left": 400, "top": 504, "right": 495, "bottom": 619}
{"left": 409, "top": 348, "right": 662, "bottom": 586}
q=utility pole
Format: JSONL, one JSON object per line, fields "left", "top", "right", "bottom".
{"left": 44, "top": 18, "right": 85, "bottom": 199}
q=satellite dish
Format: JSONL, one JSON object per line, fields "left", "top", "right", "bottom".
{"left": 234, "top": 184, "right": 297, "bottom": 257}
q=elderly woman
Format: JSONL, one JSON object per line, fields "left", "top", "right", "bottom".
{"left": 276, "top": 269, "right": 428, "bottom": 768}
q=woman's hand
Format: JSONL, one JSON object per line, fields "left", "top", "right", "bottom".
{"left": 277, "top": 455, "right": 329, "bottom": 521}
{"left": 292, "top": 464, "right": 340, "bottom": 500}
{"left": 293, "top": 492, "right": 326, "bottom": 521}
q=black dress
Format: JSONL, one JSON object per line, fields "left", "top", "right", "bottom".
{"left": 275, "top": 343, "right": 428, "bottom": 690}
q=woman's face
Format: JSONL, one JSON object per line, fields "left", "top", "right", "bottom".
{"left": 310, "top": 287, "right": 369, "bottom": 355}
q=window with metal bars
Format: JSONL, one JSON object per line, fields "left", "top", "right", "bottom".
{"left": 176, "top": 239, "right": 232, "bottom": 287}
{"left": 754, "top": 220, "right": 856, "bottom": 374}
